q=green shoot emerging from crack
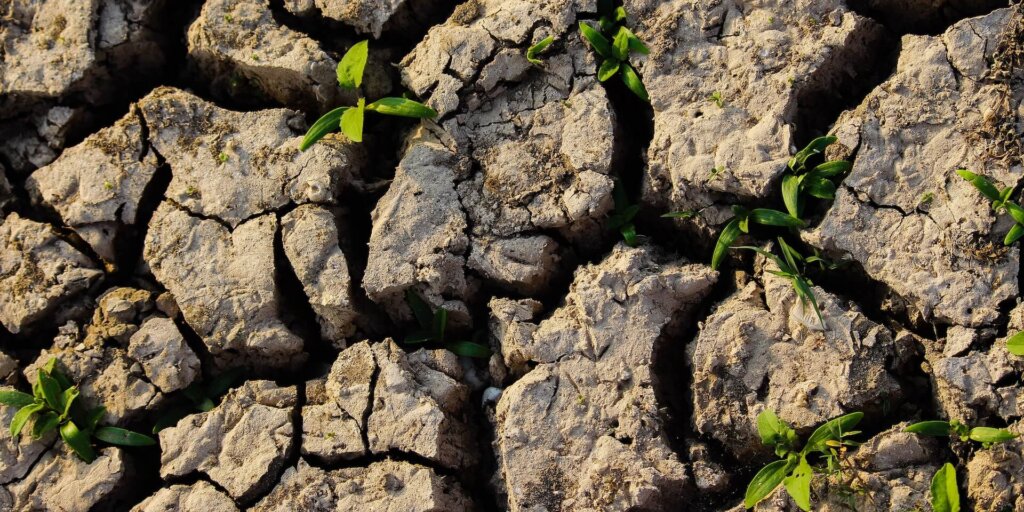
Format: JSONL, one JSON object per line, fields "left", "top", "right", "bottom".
{"left": 578, "top": 5, "right": 650, "bottom": 101}
{"left": 905, "top": 419, "right": 1018, "bottom": 448}
{"left": 782, "top": 135, "right": 851, "bottom": 221}
{"left": 736, "top": 238, "right": 825, "bottom": 329}
{"left": 526, "top": 36, "right": 555, "bottom": 65}
{"left": 404, "top": 290, "right": 491, "bottom": 358}
{"left": 746, "top": 409, "right": 864, "bottom": 511}
{"left": 709, "top": 90, "right": 725, "bottom": 108}
{"left": 301, "top": 41, "right": 437, "bottom": 150}
{"left": 930, "top": 462, "right": 960, "bottom": 512}
{"left": 608, "top": 180, "right": 640, "bottom": 246}
{"left": 956, "top": 169, "right": 1024, "bottom": 245}
{"left": 1006, "top": 331, "right": 1024, "bottom": 357}
{"left": 151, "top": 368, "right": 244, "bottom": 434}
{"left": 712, "top": 206, "right": 804, "bottom": 270}
{"left": 0, "top": 358, "right": 155, "bottom": 463}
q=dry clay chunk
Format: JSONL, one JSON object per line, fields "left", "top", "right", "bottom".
{"left": 159, "top": 380, "right": 297, "bottom": 503}
{"left": 128, "top": 317, "right": 201, "bottom": 394}
{"left": 0, "top": 405, "right": 54, "bottom": 485}
{"left": 494, "top": 244, "right": 717, "bottom": 511}
{"left": 187, "top": 0, "right": 344, "bottom": 110}
{"left": 132, "top": 481, "right": 239, "bottom": 512}
{"left": 0, "top": 213, "right": 102, "bottom": 334}
{"left": 145, "top": 203, "right": 304, "bottom": 370}
{"left": 630, "top": 0, "right": 884, "bottom": 232}
{"left": 284, "top": 0, "right": 433, "bottom": 38}
{"left": 689, "top": 273, "right": 905, "bottom": 459}
{"left": 967, "top": 423, "right": 1024, "bottom": 512}
{"left": 303, "top": 340, "right": 476, "bottom": 470}
{"left": 1, "top": 446, "right": 127, "bottom": 512}
{"left": 137, "top": 86, "right": 364, "bottom": 228}
{"left": 26, "top": 105, "right": 158, "bottom": 262}
{"left": 808, "top": 8, "right": 1021, "bottom": 327}
{"left": 0, "top": 105, "right": 85, "bottom": 174}
{"left": 252, "top": 459, "right": 473, "bottom": 511}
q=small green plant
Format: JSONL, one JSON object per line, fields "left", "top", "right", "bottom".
{"left": 919, "top": 191, "right": 935, "bottom": 207}
{"left": 736, "top": 238, "right": 825, "bottom": 329}
{"left": 709, "top": 91, "right": 725, "bottom": 108}
{"left": 608, "top": 181, "right": 640, "bottom": 246}
{"left": 151, "top": 368, "right": 244, "bottom": 434}
{"left": 301, "top": 41, "right": 437, "bottom": 150}
{"left": 930, "top": 462, "right": 960, "bottom": 512}
{"left": 404, "top": 291, "right": 491, "bottom": 358}
{"left": 217, "top": 152, "right": 229, "bottom": 164}
{"left": 526, "top": 36, "right": 554, "bottom": 65}
{"left": 0, "top": 358, "right": 155, "bottom": 463}
{"left": 712, "top": 206, "right": 804, "bottom": 270}
{"left": 746, "top": 409, "right": 864, "bottom": 511}
{"left": 1006, "top": 331, "right": 1024, "bottom": 356}
{"left": 905, "top": 419, "right": 1018, "bottom": 448}
{"left": 956, "top": 169, "right": 1024, "bottom": 245}
{"left": 578, "top": 5, "right": 650, "bottom": 101}
{"left": 103, "top": 180, "right": 114, "bottom": 190}
{"left": 661, "top": 209, "right": 701, "bottom": 219}
{"left": 708, "top": 166, "right": 726, "bottom": 181}
{"left": 781, "top": 136, "right": 851, "bottom": 221}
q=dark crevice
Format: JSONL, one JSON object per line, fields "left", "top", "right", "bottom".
{"left": 846, "top": 0, "right": 1011, "bottom": 35}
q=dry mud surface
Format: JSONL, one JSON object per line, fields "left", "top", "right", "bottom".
{"left": 1, "top": 0, "right": 1023, "bottom": 511}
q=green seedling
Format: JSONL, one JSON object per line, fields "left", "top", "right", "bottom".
{"left": 661, "top": 209, "right": 701, "bottom": 219}
{"left": 781, "top": 136, "right": 851, "bottom": 220}
{"left": 709, "top": 166, "right": 726, "bottom": 180}
{"left": 526, "top": 36, "right": 554, "bottom": 65}
{"left": 919, "top": 191, "right": 934, "bottom": 207}
{"left": 301, "top": 41, "right": 437, "bottom": 150}
{"left": 905, "top": 419, "right": 1018, "bottom": 449}
{"left": 578, "top": 5, "right": 650, "bottom": 101}
{"left": 404, "top": 290, "right": 491, "bottom": 358}
{"left": 1006, "top": 331, "right": 1024, "bottom": 356}
{"left": 0, "top": 358, "right": 155, "bottom": 463}
{"left": 711, "top": 206, "right": 804, "bottom": 270}
{"left": 956, "top": 169, "right": 1024, "bottom": 245}
{"left": 735, "top": 238, "right": 825, "bottom": 329}
{"left": 746, "top": 409, "right": 864, "bottom": 511}
{"left": 217, "top": 152, "right": 229, "bottom": 164}
{"left": 930, "top": 462, "right": 960, "bottom": 512}
{"left": 151, "top": 368, "right": 244, "bottom": 434}
{"left": 709, "top": 91, "right": 725, "bottom": 108}
{"left": 608, "top": 181, "right": 640, "bottom": 246}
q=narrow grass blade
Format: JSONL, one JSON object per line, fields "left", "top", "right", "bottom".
{"left": 366, "top": 97, "right": 437, "bottom": 118}
{"left": 300, "top": 107, "right": 347, "bottom": 151}
{"left": 620, "top": 63, "right": 649, "bottom": 102}
{"left": 95, "top": 426, "right": 157, "bottom": 447}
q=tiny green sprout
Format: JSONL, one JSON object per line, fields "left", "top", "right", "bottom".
{"left": 152, "top": 368, "right": 244, "bottom": 433}
{"left": 578, "top": 4, "right": 650, "bottom": 102}
{"left": 576, "top": 394, "right": 585, "bottom": 406}
{"left": 1006, "top": 331, "right": 1024, "bottom": 356}
{"left": 709, "top": 91, "right": 725, "bottom": 108}
{"left": 185, "top": 185, "right": 200, "bottom": 198}
{"left": 217, "top": 152, "right": 229, "bottom": 164}
{"left": 0, "top": 358, "right": 155, "bottom": 463}
{"left": 735, "top": 238, "right": 825, "bottom": 329}
{"left": 224, "top": 13, "right": 233, "bottom": 23}
{"left": 103, "top": 180, "right": 114, "bottom": 191}
{"left": 526, "top": 35, "right": 554, "bottom": 65}
{"left": 301, "top": 41, "right": 437, "bottom": 150}
{"left": 905, "top": 419, "right": 1018, "bottom": 449}
{"left": 403, "top": 290, "right": 491, "bottom": 358}
{"left": 708, "top": 166, "right": 726, "bottom": 180}
{"left": 930, "top": 462, "right": 960, "bottom": 512}
{"left": 956, "top": 169, "right": 1024, "bottom": 245}
{"left": 661, "top": 209, "right": 700, "bottom": 219}
{"left": 711, "top": 207, "right": 804, "bottom": 270}
{"left": 919, "top": 191, "right": 934, "bottom": 206}
{"left": 782, "top": 136, "right": 850, "bottom": 221}
{"left": 608, "top": 180, "right": 640, "bottom": 247}
{"left": 252, "top": 54, "right": 260, "bottom": 61}
{"left": 746, "top": 409, "right": 864, "bottom": 511}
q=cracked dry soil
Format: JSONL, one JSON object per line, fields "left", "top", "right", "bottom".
{"left": 1, "top": 0, "right": 1023, "bottom": 511}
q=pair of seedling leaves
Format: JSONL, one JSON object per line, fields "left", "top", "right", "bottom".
{"left": 300, "top": 40, "right": 437, "bottom": 150}
{"left": 0, "top": 358, "right": 154, "bottom": 463}
{"left": 578, "top": 6, "right": 651, "bottom": 102}
{"left": 746, "top": 409, "right": 863, "bottom": 511}
{"left": 904, "top": 419, "right": 1019, "bottom": 512}
{"left": 404, "top": 290, "right": 491, "bottom": 359}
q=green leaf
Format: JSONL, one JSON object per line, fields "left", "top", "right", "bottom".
{"left": 445, "top": 341, "right": 491, "bottom": 359}
{"left": 1004, "top": 202, "right": 1024, "bottom": 225}
{"left": 612, "top": 5, "right": 627, "bottom": 22}
{"left": 620, "top": 223, "right": 638, "bottom": 247}
{"left": 60, "top": 421, "right": 96, "bottom": 463}
{"left": 744, "top": 459, "right": 793, "bottom": 508}
{"left": 803, "top": 176, "right": 836, "bottom": 199}
{"left": 84, "top": 407, "right": 106, "bottom": 434}
{"left": 405, "top": 290, "right": 434, "bottom": 329}
{"left": 1004, "top": 223, "right": 1024, "bottom": 246}
{"left": 526, "top": 35, "right": 554, "bottom": 64}
{"left": 336, "top": 40, "right": 368, "bottom": 89}
{"left": 750, "top": 209, "right": 805, "bottom": 228}
{"left": 789, "top": 136, "right": 837, "bottom": 171}
{"left": 579, "top": 22, "right": 612, "bottom": 59}
{"left": 781, "top": 174, "right": 802, "bottom": 219}
{"left": 612, "top": 28, "right": 629, "bottom": 61}
{"left": 620, "top": 63, "right": 649, "bottom": 102}
{"left": 804, "top": 412, "right": 863, "bottom": 455}
{"left": 10, "top": 402, "right": 45, "bottom": 438}
{"left": 41, "top": 358, "right": 72, "bottom": 390}
{"left": 930, "top": 462, "right": 960, "bottom": 512}
{"left": 792, "top": 276, "right": 825, "bottom": 329}
{"left": 60, "top": 387, "right": 78, "bottom": 419}
{"left": 95, "top": 426, "right": 157, "bottom": 447}
{"left": 366, "top": 97, "right": 437, "bottom": 118}
{"left": 778, "top": 237, "right": 803, "bottom": 272}
{"left": 608, "top": 205, "right": 640, "bottom": 229}
{"left": 661, "top": 210, "right": 698, "bottom": 219}
{"left": 196, "top": 397, "right": 216, "bottom": 412}
{"left": 905, "top": 421, "right": 951, "bottom": 437}
{"left": 756, "top": 409, "right": 788, "bottom": 446}
{"left": 404, "top": 330, "right": 434, "bottom": 345}
{"left": 1000, "top": 186, "right": 1015, "bottom": 205}
{"left": 37, "top": 369, "right": 64, "bottom": 413}
{"left": 340, "top": 98, "right": 365, "bottom": 143}
{"left": 956, "top": 169, "right": 1001, "bottom": 202}
{"left": 597, "top": 59, "right": 620, "bottom": 81}
{"left": 812, "top": 160, "right": 851, "bottom": 178}
{"left": 968, "top": 427, "right": 1018, "bottom": 445}
{"left": 152, "top": 405, "right": 192, "bottom": 434}
{"left": 783, "top": 456, "right": 813, "bottom": 511}
{"left": 1008, "top": 331, "right": 1024, "bottom": 356}
{"left": 433, "top": 308, "right": 448, "bottom": 342}
{"left": 738, "top": 216, "right": 750, "bottom": 234}
{"left": 711, "top": 218, "right": 742, "bottom": 270}
{"left": 204, "top": 368, "right": 245, "bottom": 399}
{"left": 621, "top": 27, "right": 649, "bottom": 55}
{"left": 300, "top": 107, "right": 347, "bottom": 151}
{"left": 0, "top": 390, "right": 36, "bottom": 409}
{"left": 31, "top": 411, "right": 60, "bottom": 439}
